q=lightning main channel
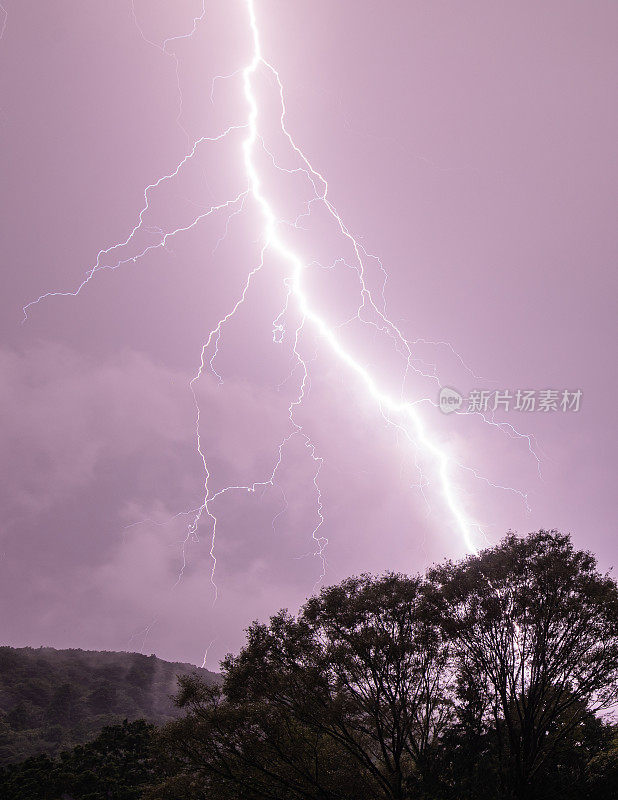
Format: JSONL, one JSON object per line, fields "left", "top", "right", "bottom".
{"left": 184, "top": 0, "right": 533, "bottom": 573}
{"left": 228, "top": 0, "right": 478, "bottom": 553}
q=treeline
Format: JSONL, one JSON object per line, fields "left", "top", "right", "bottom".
{"left": 2, "top": 530, "right": 618, "bottom": 799}
{"left": 0, "top": 646, "right": 218, "bottom": 764}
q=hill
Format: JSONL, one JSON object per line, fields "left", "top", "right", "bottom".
{"left": 0, "top": 646, "right": 218, "bottom": 765}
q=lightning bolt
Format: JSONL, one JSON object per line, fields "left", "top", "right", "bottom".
{"left": 0, "top": 4, "right": 7, "bottom": 42}
{"left": 131, "top": 0, "right": 207, "bottom": 147}
{"left": 24, "top": 0, "right": 539, "bottom": 601}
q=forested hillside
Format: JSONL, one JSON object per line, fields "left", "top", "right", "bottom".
{"left": 0, "top": 647, "right": 218, "bottom": 764}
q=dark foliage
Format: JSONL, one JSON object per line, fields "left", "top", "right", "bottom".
{"left": 149, "top": 530, "right": 618, "bottom": 800}
{"left": 0, "top": 719, "right": 155, "bottom": 800}
{"left": 0, "top": 646, "right": 218, "bottom": 764}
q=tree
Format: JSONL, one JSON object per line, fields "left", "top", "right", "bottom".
{"left": 153, "top": 574, "right": 453, "bottom": 799}
{"left": 428, "top": 530, "right": 618, "bottom": 800}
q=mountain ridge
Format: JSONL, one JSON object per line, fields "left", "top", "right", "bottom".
{"left": 0, "top": 645, "right": 219, "bottom": 764}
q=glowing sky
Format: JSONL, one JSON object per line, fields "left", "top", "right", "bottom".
{"left": 0, "top": 0, "right": 616, "bottom": 668}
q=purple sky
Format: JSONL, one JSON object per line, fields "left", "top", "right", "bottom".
{"left": 0, "top": 0, "right": 616, "bottom": 669}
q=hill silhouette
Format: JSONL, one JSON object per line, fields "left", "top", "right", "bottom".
{"left": 0, "top": 646, "right": 218, "bottom": 764}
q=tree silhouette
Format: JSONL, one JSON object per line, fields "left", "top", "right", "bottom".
{"left": 429, "top": 530, "right": 618, "bottom": 799}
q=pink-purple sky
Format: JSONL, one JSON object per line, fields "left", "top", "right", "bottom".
{"left": 0, "top": 0, "right": 616, "bottom": 669}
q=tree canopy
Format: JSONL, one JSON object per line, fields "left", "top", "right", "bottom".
{"left": 151, "top": 530, "right": 618, "bottom": 800}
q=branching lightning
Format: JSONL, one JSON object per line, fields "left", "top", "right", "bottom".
{"left": 24, "top": 0, "right": 540, "bottom": 603}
